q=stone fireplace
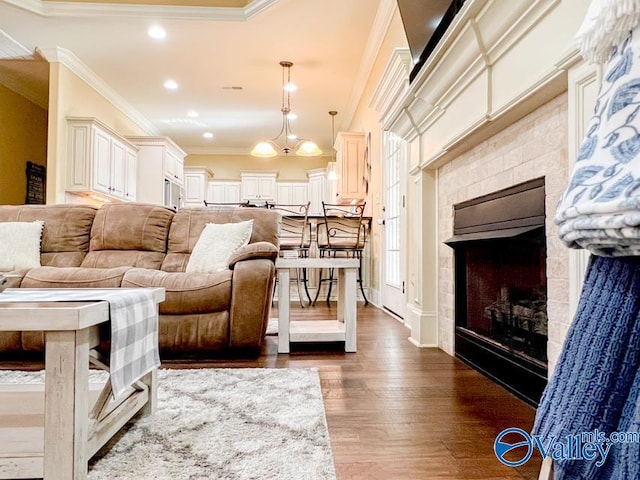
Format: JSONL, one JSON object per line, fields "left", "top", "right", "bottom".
{"left": 437, "top": 93, "right": 570, "bottom": 399}
{"left": 446, "top": 178, "right": 548, "bottom": 405}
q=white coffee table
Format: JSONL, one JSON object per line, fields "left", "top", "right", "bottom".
{"left": 276, "top": 257, "right": 358, "bottom": 353}
{"left": 0, "top": 287, "right": 164, "bottom": 480}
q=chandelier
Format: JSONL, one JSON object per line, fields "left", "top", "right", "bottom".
{"left": 250, "top": 61, "right": 322, "bottom": 158}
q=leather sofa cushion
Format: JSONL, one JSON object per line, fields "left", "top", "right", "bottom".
{"left": 161, "top": 207, "right": 280, "bottom": 272}
{"left": 83, "top": 203, "right": 174, "bottom": 269}
{"left": 21, "top": 266, "right": 130, "bottom": 288}
{"left": 121, "top": 268, "right": 231, "bottom": 315}
{"left": 0, "top": 205, "right": 97, "bottom": 267}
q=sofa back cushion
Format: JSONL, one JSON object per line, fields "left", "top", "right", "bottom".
{"left": 162, "top": 207, "right": 280, "bottom": 272}
{"left": 82, "top": 203, "right": 174, "bottom": 270}
{"left": 0, "top": 205, "right": 96, "bottom": 267}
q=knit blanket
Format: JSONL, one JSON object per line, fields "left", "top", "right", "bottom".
{"left": 532, "top": 256, "right": 640, "bottom": 479}
{"left": 556, "top": 20, "right": 640, "bottom": 256}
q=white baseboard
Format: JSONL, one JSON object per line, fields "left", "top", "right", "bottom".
{"left": 406, "top": 304, "right": 438, "bottom": 347}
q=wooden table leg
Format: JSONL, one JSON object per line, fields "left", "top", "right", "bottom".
{"left": 344, "top": 267, "right": 357, "bottom": 352}
{"left": 44, "top": 328, "right": 89, "bottom": 480}
{"left": 139, "top": 369, "right": 157, "bottom": 417}
{"left": 278, "top": 268, "right": 291, "bottom": 354}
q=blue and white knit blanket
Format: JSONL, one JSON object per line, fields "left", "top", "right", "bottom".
{"left": 556, "top": 24, "right": 640, "bottom": 256}
{"left": 533, "top": 256, "right": 640, "bottom": 479}
{"left": 0, "top": 288, "right": 160, "bottom": 397}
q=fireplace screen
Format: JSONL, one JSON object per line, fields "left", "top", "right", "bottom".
{"left": 447, "top": 178, "right": 548, "bottom": 405}
{"left": 458, "top": 233, "right": 547, "bottom": 364}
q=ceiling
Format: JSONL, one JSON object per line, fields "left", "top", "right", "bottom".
{"left": 0, "top": 0, "right": 391, "bottom": 155}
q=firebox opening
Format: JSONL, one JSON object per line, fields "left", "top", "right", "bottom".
{"left": 447, "top": 178, "right": 548, "bottom": 406}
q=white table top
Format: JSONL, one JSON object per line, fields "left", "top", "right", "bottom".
{"left": 276, "top": 257, "right": 359, "bottom": 269}
{"left": 0, "top": 288, "right": 165, "bottom": 331}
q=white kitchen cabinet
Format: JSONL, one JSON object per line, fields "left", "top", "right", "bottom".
{"left": 335, "top": 132, "right": 366, "bottom": 201}
{"left": 127, "top": 136, "right": 187, "bottom": 208}
{"left": 241, "top": 172, "right": 277, "bottom": 201}
{"left": 276, "top": 182, "right": 308, "bottom": 205}
{"left": 207, "top": 181, "right": 241, "bottom": 204}
{"left": 307, "top": 168, "right": 327, "bottom": 215}
{"left": 67, "top": 117, "right": 138, "bottom": 202}
{"left": 183, "top": 167, "right": 213, "bottom": 207}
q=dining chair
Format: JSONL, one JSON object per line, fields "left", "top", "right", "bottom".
{"left": 314, "top": 201, "right": 368, "bottom": 306}
{"left": 267, "top": 201, "right": 312, "bottom": 307}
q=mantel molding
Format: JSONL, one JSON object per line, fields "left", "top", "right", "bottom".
{"left": 4, "top": 0, "right": 279, "bottom": 20}
{"left": 370, "top": 47, "right": 412, "bottom": 129}
{"left": 382, "top": 0, "right": 588, "bottom": 171}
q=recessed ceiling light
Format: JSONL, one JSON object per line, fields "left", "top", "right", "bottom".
{"left": 203, "top": 132, "right": 214, "bottom": 139}
{"left": 148, "top": 25, "right": 166, "bottom": 40}
{"left": 164, "top": 79, "right": 178, "bottom": 90}
{"left": 187, "top": 110, "right": 199, "bottom": 118}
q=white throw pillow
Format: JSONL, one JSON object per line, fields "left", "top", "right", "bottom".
{"left": 0, "top": 221, "right": 45, "bottom": 272}
{"left": 186, "top": 220, "right": 254, "bottom": 273}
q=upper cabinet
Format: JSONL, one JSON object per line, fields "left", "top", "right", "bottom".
{"left": 183, "top": 167, "right": 213, "bottom": 207}
{"left": 276, "top": 182, "right": 309, "bottom": 205}
{"left": 241, "top": 172, "right": 277, "bottom": 201}
{"left": 335, "top": 132, "right": 366, "bottom": 201}
{"left": 67, "top": 117, "right": 138, "bottom": 202}
{"left": 127, "top": 136, "right": 187, "bottom": 207}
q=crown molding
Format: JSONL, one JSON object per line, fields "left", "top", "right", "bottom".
{"left": 370, "top": 47, "right": 412, "bottom": 128}
{"left": 0, "top": 28, "right": 33, "bottom": 59}
{"left": 341, "top": 0, "right": 398, "bottom": 131}
{"left": 37, "top": 46, "right": 159, "bottom": 135}
{"left": 4, "top": 0, "right": 279, "bottom": 20}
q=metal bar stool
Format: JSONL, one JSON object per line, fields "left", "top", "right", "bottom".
{"left": 313, "top": 201, "right": 368, "bottom": 306}
{"left": 268, "top": 201, "right": 312, "bottom": 307}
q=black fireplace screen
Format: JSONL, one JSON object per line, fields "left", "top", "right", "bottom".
{"left": 457, "top": 233, "right": 547, "bottom": 365}
{"left": 446, "top": 178, "right": 548, "bottom": 405}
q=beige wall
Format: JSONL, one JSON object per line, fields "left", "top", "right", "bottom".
{"left": 47, "top": 62, "right": 149, "bottom": 204}
{"left": 437, "top": 94, "right": 569, "bottom": 369}
{"left": 343, "top": 9, "right": 409, "bottom": 300}
{"left": 0, "top": 83, "right": 48, "bottom": 205}
{"left": 185, "top": 154, "right": 330, "bottom": 181}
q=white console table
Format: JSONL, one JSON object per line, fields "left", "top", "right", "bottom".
{"left": 276, "top": 257, "right": 358, "bottom": 353}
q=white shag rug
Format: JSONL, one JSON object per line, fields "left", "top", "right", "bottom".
{"left": 0, "top": 368, "right": 336, "bottom": 480}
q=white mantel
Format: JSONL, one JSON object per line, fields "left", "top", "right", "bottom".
{"left": 371, "top": 0, "right": 592, "bottom": 370}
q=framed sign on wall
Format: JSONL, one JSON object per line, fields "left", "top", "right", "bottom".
{"left": 25, "top": 161, "right": 46, "bottom": 204}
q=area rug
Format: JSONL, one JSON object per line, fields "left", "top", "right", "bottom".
{"left": 0, "top": 368, "right": 336, "bottom": 480}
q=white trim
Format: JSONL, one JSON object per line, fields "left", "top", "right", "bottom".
{"left": 0, "top": 28, "right": 33, "bottom": 59}
{"left": 341, "top": 0, "right": 397, "bottom": 131}
{"left": 370, "top": 48, "right": 412, "bottom": 126}
{"left": 37, "top": 47, "right": 159, "bottom": 136}
{"left": 5, "top": 0, "right": 279, "bottom": 20}
{"left": 406, "top": 304, "right": 438, "bottom": 348}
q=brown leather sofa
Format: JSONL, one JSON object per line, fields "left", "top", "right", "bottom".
{"left": 0, "top": 203, "right": 280, "bottom": 357}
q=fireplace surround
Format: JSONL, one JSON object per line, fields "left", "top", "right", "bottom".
{"left": 446, "top": 178, "right": 547, "bottom": 405}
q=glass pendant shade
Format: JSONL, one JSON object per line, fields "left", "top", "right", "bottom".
{"left": 296, "top": 141, "right": 322, "bottom": 156}
{"left": 250, "top": 141, "right": 278, "bottom": 158}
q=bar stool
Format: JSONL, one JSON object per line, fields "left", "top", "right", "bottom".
{"left": 268, "top": 202, "right": 312, "bottom": 307}
{"left": 313, "top": 201, "right": 368, "bottom": 306}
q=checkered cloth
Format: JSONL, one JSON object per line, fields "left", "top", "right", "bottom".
{"left": 0, "top": 288, "right": 160, "bottom": 397}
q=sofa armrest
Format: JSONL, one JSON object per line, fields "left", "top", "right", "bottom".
{"left": 228, "top": 242, "right": 278, "bottom": 269}
{"left": 229, "top": 258, "right": 275, "bottom": 349}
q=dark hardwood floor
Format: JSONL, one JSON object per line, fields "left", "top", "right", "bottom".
{"left": 165, "top": 303, "right": 542, "bottom": 480}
